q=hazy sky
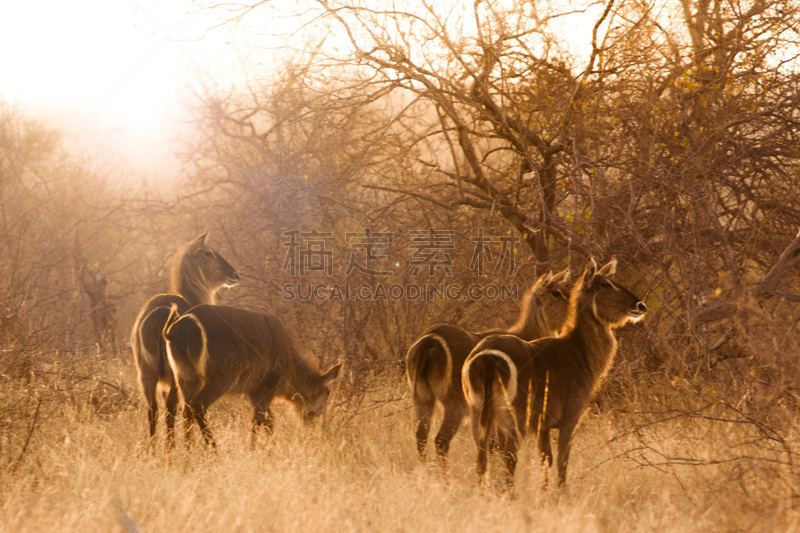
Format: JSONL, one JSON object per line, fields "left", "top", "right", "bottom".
{"left": 0, "top": 0, "right": 249, "bottom": 180}
{"left": 0, "top": 1, "right": 601, "bottom": 182}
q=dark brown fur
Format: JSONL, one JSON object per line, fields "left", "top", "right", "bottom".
{"left": 462, "top": 257, "right": 646, "bottom": 488}
{"left": 163, "top": 304, "right": 341, "bottom": 447}
{"left": 406, "top": 268, "right": 571, "bottom": 463}
{"left": 130, "top": 232, "right": 239, "bottom": 447}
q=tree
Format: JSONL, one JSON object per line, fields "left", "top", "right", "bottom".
{"left": 189, "top": 0, "right": 800, "bottom": 391}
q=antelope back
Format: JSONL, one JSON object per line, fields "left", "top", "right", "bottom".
{"left": 164, "top": 304, "right": 341, "bottom": 422}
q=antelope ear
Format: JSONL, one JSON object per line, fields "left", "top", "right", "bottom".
{"left": 187, "top": 230, "right": 209, "bottom": 252}
{"left": 322, "top": 362, "right": 342, "bottom": 386}
{"left": 583, "top": 257, "right": 599, "bottom": 288}
{"left": 597, "top": 256, "right": 618, "bottom": 277}
{"left": 553, "top": 266, "right": 571, "bottom": 285}
{"left": 539, "top": 269, "right": 554, "bottom": 287}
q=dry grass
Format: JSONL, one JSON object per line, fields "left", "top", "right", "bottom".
{"left": 1, "top": 357, "right": 799, "bottom": 533}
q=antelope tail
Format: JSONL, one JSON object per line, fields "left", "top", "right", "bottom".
{"left": 162, "top": 303, "right": 181, "bottom": 341}
{"left": 405, "top": 334, "right": 451, "bottom": 399}
{"left": 148, "top": 303, "right": 182, "bottom": 381}
{"left": 478, "top": 359, "right": 496, "bottom": 442}
{"left": 162, "top": 303, "right": 198, "bottom": 382}
{"left": 465, "top": 350, "right": 518, "bottom": 443}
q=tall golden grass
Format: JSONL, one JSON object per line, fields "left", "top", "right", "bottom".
{"left": 1, "top": 355, "right": 798, "bottom": 533}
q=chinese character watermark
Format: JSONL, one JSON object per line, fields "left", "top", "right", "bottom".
{"left": 279, "top": 226, "right": 520, "bottom": 290}
{"left": 345, "top": 228, "right": 395, "bottom": 277}
{"left": 408, "top": 228, "right": 455, "bottom": 276}
{"left": 281, "top": 228, "right": 334, "bottom": 276}
{"left": 468, "top": 227, "right": 520, "bottom": 276}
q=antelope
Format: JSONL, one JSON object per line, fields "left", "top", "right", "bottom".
{"left": 462, "top": 257, "right": 646, "bottom": 488}
{"left": 163, "top": 304, "right": 341, "bottom": 447}
{"left": 130, "top": 231, "right": 239, "bottom": 447}
{"left": 406, "top": 268, "right": 571, "bottom": 464}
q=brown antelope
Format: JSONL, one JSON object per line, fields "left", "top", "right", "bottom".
{"left": 130, "top": 232, "right": 239, "bottom": 447}
{"left": 163, "top": 304, "right": 341, "bottom": 447}
{"left": 406, "top": 268, "right": 571, "bottom": 464}
{"left": 462, "top": 257, "right": 646, "bottom": 488}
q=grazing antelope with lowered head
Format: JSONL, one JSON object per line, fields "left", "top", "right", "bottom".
{"left": 462, "top": 257, "right": 646, "bottom": 488}
{"left": 406, "top": 268, "right": 571, "bottom": 465}
{"left": 163, "top": 304, "right": 341, "bottom": 447}
{"left": 131, "top": 232, "right": 239, "bottom": 447}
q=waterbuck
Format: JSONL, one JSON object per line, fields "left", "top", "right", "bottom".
{"left": 406, "top": 268, "right": 571, "bottom": 464}
{"left": 462, "top": 257, "right": 646, "bottom": 488}
{"left": 163, "top": 304, "right": 341, "bottom": 447}
{"left": 130, "top": 232, "right": 239, "bottom": 446}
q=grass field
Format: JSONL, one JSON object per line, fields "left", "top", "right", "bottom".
{"left": 1, "top": 353, "right": 799, "bottom": 533}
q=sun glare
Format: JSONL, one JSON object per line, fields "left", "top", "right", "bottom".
{"left": 0, "top": 0, "right": 243, "bottom": 178}
{"left": 0, "top": 0, "right": 604, "bottom": 179}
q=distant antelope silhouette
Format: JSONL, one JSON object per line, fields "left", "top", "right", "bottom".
{"left": 130, "top": 232, "right": 239, "bottom": 447}
{"left": 163, "top": 304, "right": 341, "bottom": 447}
{"left": 462, "top": 257, "right": 646, "bottom": 488}
{"left": 406, "top": 268, "right": 571, "bottom": 464}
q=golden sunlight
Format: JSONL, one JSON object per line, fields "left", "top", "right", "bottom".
{"left": 0, "top": 0, "right": 599, "bottom": 178}
{"left": 0, "top": 0, "right": 243, "bottom": 176}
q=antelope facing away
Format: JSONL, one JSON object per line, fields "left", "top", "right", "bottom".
{"left": 406, "top": 268, "right": 571, "bottom": 465}
{"left": 462, "top": 257, "right": 646, "bottom": 488}
{"left": 163, "top": 304, "right": 341, "bottom": 447}
{"left": 130, "top": 232, "right": 239, "bottom": 447}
